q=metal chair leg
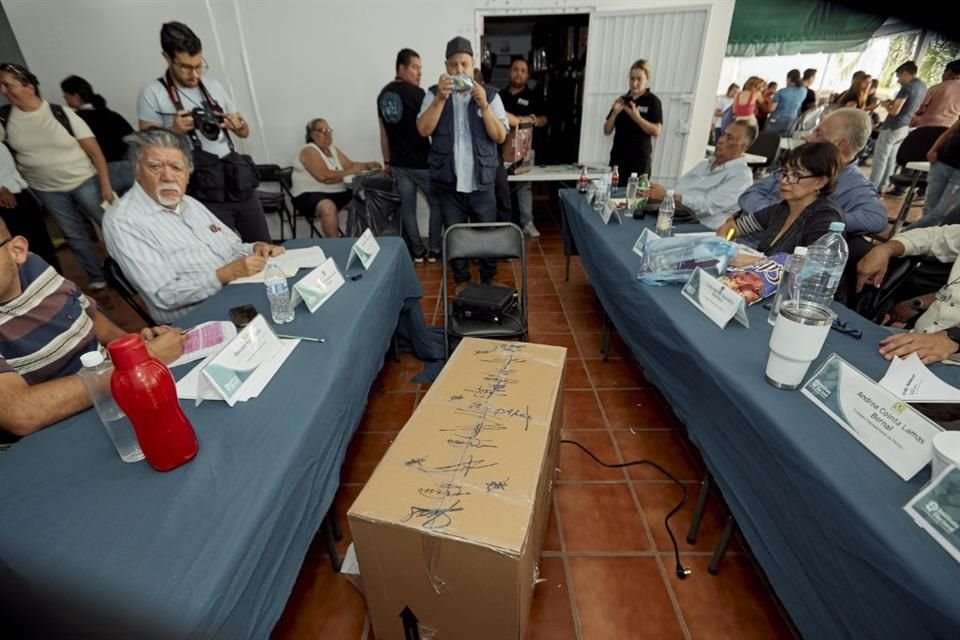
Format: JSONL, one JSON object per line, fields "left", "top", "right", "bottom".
{"left": 601, "top": 314, "right": 611, "bottom": 361}
{"left": 708, "top": 516, "right": 736, "bottom": 576}
{"left": 888, "top": 171, "right": 922, "bottom": 238}
{"left": 687, "top": 472, "right": 712, "bottom": 544}
{"left": 320, "top": 515, "right": 342, "bottom": 572}
{"left": 329, "top": 507, "right": 343, "bottom": 542}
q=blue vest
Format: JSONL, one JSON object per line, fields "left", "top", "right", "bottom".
{"left": 427, "top": 84, "right": 499, "bottom": 190}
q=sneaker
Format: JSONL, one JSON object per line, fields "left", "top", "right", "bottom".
{"left": 523, "top": 222, "right": 541, "bottom": 238}
{"left": 89, "top": 281, "right": 108, "bottom": 291}
{"left": 427, "top": 250, "right": 441, "bottom": 264}
{"left": 413, "top": 250, "right": 426, "bottom": 264}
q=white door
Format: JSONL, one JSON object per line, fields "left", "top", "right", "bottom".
{"left": 579, "top": 6, "right": 708, "bottom": 185}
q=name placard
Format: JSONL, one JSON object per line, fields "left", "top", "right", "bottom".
{"left": 681, "top": 267, "right": 748, "bottom": 329}
{"left": 346, "top": 228, "right": 381, "bottom": 271}
{"left": 802, "top": 353, "right": 941, "bottom": 480}
{"left": 291, "top": 256, "right": 345, "bottom": 313}
{"left": 599, "top": 200, "right": 622, "bottom": 225}
{"left": 632, "top": 228, "right": 660, "bottom": 257}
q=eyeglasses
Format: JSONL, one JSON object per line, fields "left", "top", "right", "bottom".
{"left": 312, "top": 128, "right": 334, "bottom": 134}
{"left": 171, "top": 58, "right": 209, "bottom": 76}
{"left": 830, "top": 320, "right": 863, "bottom": 340}
{"left": 142, "top": 160, "right": 188, "bottom": 176}
{"left": 0, "top": 238, "right": 11, "bottom": 250}
{"left": 773, "top": 169, "right": 821, "bottom": 185}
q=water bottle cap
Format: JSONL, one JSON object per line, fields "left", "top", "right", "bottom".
{"left": 107, "top": 334, "right": 152, "bottom": 370}
{"left": 828, "top": 222, "right": 845, "bottom": 232}
{"left": 794, "top": 246, "right": 808, "bottom": 256}
{"left": 630, "top": 172, "right": 638, "bottom": 177}
{"left": 666, "top": 190, "right": 674, "bottom": 197}
{"left": 80, "top": 351, "right": 105, "bottom": 368}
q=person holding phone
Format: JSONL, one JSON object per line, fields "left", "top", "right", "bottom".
{"left": 104, "top": 129, "right": 284, "bottom": 323}
{"left": 603, "top": 59, "right": 663, "bottom": 179}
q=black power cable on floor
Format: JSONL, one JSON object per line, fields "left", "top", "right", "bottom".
{"left": 561, "top": 438, "right": 692, "bottom": 579}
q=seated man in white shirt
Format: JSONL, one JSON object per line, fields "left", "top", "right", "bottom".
{"left": 857, "top": 225, "right": 960, "bottom": 363}
{"left": 103, "top": 129, "right": 284, "bottom": 323}
{"left": 647, "top": 119, "right": 757, "bottom": 229}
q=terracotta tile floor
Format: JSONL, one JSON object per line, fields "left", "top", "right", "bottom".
{"left": 61, "top": 186, "right": 913, "bottom": 639}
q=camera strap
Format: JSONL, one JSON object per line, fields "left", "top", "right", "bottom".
{"left": 157, "top": 71, "right": 237, "bottom": 153}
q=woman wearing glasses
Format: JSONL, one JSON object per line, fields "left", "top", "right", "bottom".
{"left": 718, "top": 142, "right": 843, "bottom": 257}
{"left": 291, "top": 119, "right": 382, "bottom": 238}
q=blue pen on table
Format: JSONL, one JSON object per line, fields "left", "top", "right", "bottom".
{"left": 276, "top": 334, "right": 325, "bottom": 343}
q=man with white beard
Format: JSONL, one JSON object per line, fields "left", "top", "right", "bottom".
{"left": 104, "top": 129, "right": 284, "bottom": 323}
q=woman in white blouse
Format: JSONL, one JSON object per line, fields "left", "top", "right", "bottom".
{"left": 291, "top": 118, "right": 381, "bottom": 237}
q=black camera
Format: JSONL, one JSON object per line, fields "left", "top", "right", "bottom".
{"left": 190, "top": 107, "right": 224, "bottom": 141}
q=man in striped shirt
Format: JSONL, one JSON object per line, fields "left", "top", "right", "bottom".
{"left": 0, "top": 219, "right": 185, "bottom": 445}
{"left": 103, "top": 129, "right": 284, "bottom": 323}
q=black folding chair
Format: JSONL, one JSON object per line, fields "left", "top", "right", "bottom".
{"left": 103, "top": 257, "right": 155, "bottom": 326}
{"left": 441, "top": 222, "right": 528, "bottom": 358}
{"left": 745, "top": 130, "right": 781, "bottom": 176}
{"left": 256, "top": 164, "right": 296, "bottom": 240}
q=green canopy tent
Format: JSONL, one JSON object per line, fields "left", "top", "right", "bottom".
{"left": 726, "top": 0, "right": 887, "bottom": 56}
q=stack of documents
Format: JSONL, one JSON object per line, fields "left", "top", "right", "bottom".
{"left": 229, "top": 247, "right": 327, "bottom": 285}
{"left": 879, "top": 353, "right": 960, "bottom": 403}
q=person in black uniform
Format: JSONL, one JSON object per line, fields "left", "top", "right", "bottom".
{"left": 378, "top": 49, "right": 442, "bottom": 263}
{"left": 499, "top": 57, "right": 547, "bottom": 237}
{"left": 60, "top": 75, "right": 135, "bottom": 195}
{"left": 603, "top": 58, "right": 663, "bottom": 178}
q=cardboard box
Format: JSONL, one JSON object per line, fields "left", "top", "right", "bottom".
{"left": 348, "top": 338, "right": 566, "bottom": 640}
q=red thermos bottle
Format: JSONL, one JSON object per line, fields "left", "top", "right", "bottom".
{"left": 107, "top": 334, "right": 198, "bottom": 471}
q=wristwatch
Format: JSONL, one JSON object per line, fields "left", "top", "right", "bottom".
{"left": 948, "top": 327, "right": 960, "bottom": 354}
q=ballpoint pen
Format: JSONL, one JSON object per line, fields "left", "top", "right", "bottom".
{"left": 276, "top": 334, "right": 325, "bottom": 343}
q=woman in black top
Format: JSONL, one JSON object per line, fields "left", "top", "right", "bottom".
{"left": 718, "top": 142, "right": 843, "bottom": 257}
{"left": 603, "top": 59, "right": 663, "bottom": 178}
{"left": 60, "top": 75, "right": 135, "bottom": 195}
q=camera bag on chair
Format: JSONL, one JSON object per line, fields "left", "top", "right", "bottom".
{"left": 158, "top": 72, "right": 259, "bottom": 202}
{"left": 452, "top": 283, "right": 518, "bottom": 324}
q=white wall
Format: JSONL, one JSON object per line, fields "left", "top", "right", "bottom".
{"left": 4, "top": 0, "right": 733, "bottom": 177}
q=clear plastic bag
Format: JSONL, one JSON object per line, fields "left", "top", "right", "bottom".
{"left": 637, "top": 236, "right": 737, "bottom": 285}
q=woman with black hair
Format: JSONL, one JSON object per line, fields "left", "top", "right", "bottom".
{"left": 60, "top": 75, "right": 135, "bottom": 194}
{"left": 718, "top": 141, "right": 844, "bottom": 257}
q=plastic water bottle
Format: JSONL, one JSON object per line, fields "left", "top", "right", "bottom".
{"left": 264, "top": 262, "right": 295, "bottom": 324}
{"left": 625, "top": 172, "right": 639, "bottom": 209}
{"left": 108, "top": 335, "right": 198, "bottom": 472}
{"left": 796, "top": 222, "right": 848, "bottom": 309}
{"left": 636, "top": 174, "right": 651, "bottom": 209}
{"left": 656, "top": 190, "right": 676, "bottom": 236}
{"left": 768, "top": 246, "right": 808, "bottom": 326}
{"left": 77, "top": 351, "right": 144, "bottom": 463}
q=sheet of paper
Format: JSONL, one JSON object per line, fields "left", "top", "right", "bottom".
{"left": 879, "top": 352, "right": 960, "bottom": 403}
{"left": 229, "top": 247, "right": 327, "bottom": 285}
{"left": 200, "top": 315, "right": 287, "bottom": 406}
{"left": 169, "top": 321, "right": 236, "bottom": 369}
{"left": 175, "top": 338, "right": 299, "bottom": 403}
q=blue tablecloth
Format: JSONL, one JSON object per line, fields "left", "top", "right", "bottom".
{"left": 560, "top": 190, "right": 960, "bottom": 640}
{"left": 0, "top": 238, "right": 423, "bottom": 639}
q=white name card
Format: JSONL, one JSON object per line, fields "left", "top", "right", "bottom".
{"left": 346, "top": 228, "right": 381, "bottom": 270}
{"left": 632, "top": 228, "right": 660, "bottom": 257}
{"left": 681, "top": 267, "right": 748, "bottom": 329}
{"left": 291, "top": 256, "right": 345, "bottom": 313}
{"left": 802, "top": 353, "right": 941, "bottom": 481}
{"left": 599, "top": 200, "right": 622, "bottom": 225}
